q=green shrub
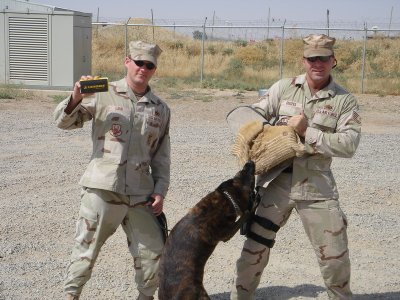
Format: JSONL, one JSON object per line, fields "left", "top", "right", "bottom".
{"left": 234, "top": 40, "right": 248, "bottom": 47}
{"left": 224, "top": 58, "right": 244, "bottom": 78}
{"left": 365, "top": 48, "right": 379, "bottom": 58}
{"left": 165, "top": 40, "right": 184, "bottom": 50}
{"left": 235, "top": 46, "right": 266, "bottom": 66}
{"left": 0, "top": 85, "right": 20, "bottom": 99}
{"left": 207, "top": 45, "right": 217, "bottom": 55}
{"left": 221, "top": 48, "right": 233, "bottom": 56}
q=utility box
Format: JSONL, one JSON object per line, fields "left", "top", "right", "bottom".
{"left": 0, "top": 0, "right": 92, "bottom": 89}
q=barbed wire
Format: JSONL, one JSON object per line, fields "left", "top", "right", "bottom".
{"left": 94, "top": 15, "right": 400, "bottom": 41}
{"left": 97, "top": 15, "right": 400, "bottom": 29}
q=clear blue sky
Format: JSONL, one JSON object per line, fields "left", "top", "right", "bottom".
{"left": 33, "top": 0, "right": 399, "bottom": 26}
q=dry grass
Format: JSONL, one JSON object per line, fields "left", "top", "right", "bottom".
{"left": 92, "top": 22, "right": 400, "bottom": 95}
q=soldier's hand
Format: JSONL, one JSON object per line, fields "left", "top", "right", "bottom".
{"left": 65, "top": 75, "right": 95, "bottom": 114}
{"left": 288, "top": 110, "right": 308, "bottom": 137}
{"left": 72, "top": 75, "right": 95, "bottom": 103}
{"left": 147, "top": 193, "right": 164, "bottom": 216}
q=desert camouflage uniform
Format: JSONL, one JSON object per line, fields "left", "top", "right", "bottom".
{"left": 231, "top": 74, "right": 361, "bottom": 300}
{"left": 54, "top": 78, "right": 171, "bottom": 298}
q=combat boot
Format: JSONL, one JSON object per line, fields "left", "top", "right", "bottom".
{"left": 136, "top": 292, "right": 154, "bottom": 300}
{"left": 66, "top": 294, "right": 80, "bottom": 300}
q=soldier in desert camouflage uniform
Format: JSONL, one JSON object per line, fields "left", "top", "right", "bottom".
{"left": 54, "top": 41, "right": 170, "bottom": 300}
{"left": 231, "top": 34, "right": 361, "bottom": 299}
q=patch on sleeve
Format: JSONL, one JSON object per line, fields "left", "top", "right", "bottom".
{"left": 351, "top": 109, "right": 361, "bottom": 124}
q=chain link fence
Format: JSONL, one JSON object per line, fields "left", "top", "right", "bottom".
{"left": 93, "top": 21, "right": 400, "bottom": 94}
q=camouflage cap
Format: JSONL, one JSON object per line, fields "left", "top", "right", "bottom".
{"left": 303, "top": 34, "right": 336, "bottom": 57}
{"left": 129, "top": 41, "right": 162, "bottom": 66}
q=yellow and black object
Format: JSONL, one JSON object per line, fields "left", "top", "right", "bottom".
{"left": 79, "top": 77, "right": 109, "bottom": 93}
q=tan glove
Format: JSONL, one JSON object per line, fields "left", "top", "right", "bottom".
{"left": 232, "top": 121, "right": 305, "bottom": 175}
{"left": 231, "top": 120, "right": 264, "bottom": 167}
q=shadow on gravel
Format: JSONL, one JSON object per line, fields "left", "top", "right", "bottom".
{"left": 210, "top": 285, "right": 400, "bottom": 299}
{"left": 210, "top": 284, "right": 324, "bottom": 299}
{"left": 354, "top": 293, "right": 400, "bottom": 300}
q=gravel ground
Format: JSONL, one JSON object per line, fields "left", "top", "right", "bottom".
{"left": 0, "top": 88, "right": 399, "bottom": 300}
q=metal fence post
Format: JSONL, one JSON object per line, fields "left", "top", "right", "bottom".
{"left": 125, "top": 17, "right": 131, "bottom": 58}
{"left": 200, "top": 17, "right": 207, "bottom": 83}
{"left": 279, "top": 21, "right": 286, "bottom": 80}
{"left": 361, "top": 23, "right": 367, "bottom": 94}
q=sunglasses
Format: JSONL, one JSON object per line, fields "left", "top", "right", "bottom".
{"left": 304, "top": 56, "right": 332, "bottom": 63}
{"left": 132, "top": 59, "right": 156, "bottom": 70}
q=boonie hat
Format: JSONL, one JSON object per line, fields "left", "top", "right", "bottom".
{"left": 303, "top": 34, "right": 335, "bottom": 58}
{"left": 129, "top": 41, "right": 162, "bottom": 66}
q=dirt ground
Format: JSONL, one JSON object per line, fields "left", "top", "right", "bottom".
{"left": 0, "top": 88, "right": 399, "bottom": 299}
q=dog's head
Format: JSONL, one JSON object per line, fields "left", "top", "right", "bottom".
{"left": 235, "top": 160, "right": 255, "bottom": 190}
{"left": 219, "top": 160, "right": 255, "bottom": 203}
{"left": 215, "top": 160, "right": 256, "bottom": 241}
{"left": 187, "top": 161, "right": 256, "bottom": 244}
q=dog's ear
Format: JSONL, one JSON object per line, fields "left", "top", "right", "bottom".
{"left": 217, "top": 179, "right": 233, "bottom": 191}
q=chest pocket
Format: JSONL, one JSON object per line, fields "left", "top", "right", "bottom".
{"left": 277, "top": 100, "right": 303, "bottom": 125}
{"left": 311, "top": 108, "right": 338, "bottom": 133}
{"left": 136, "top": 106, "right": 163, "bottom": 152}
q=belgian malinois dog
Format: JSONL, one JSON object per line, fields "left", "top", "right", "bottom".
{"left": 158, "top": 161, "right": 256, "bottom": 300}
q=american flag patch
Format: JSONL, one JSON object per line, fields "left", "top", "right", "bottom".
{"left": 351, "top": 109, "right": 361, "bottom": 124}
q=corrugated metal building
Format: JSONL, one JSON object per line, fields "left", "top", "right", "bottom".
{"left": 0, "top": 0, "right": 92, "bottom": 89}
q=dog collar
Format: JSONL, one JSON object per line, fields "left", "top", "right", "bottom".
{"left": 220, "top": 189, "right": 254, "bottom": 242}
{"left": 222, "top": 190, "right": 242, "bottom": 222}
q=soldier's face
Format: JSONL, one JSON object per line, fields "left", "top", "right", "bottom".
{"left": 125, "top": 57, "right": 157, "bottom": 90}
{"left": 303, "top": 56, "right": 334, "bottom": 84}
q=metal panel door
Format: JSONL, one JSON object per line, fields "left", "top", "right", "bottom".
{"left": 8, "top": 16, "right": 49, "bottom": 85}
{"left": 73, "top": 25, "right": 91, "bottom": 82}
